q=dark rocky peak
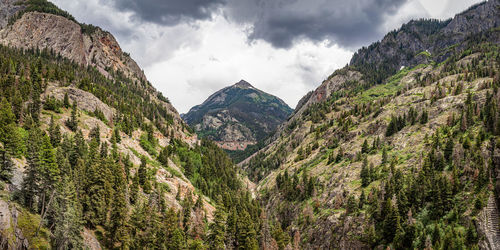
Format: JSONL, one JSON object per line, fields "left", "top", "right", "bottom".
{"left": 233, "top": 80, "right": 254, "bottom": 89}
{"left": 349, "top": 0, "right": 499, "bottom": 84}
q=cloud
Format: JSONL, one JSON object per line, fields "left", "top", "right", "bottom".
{"left": 144, "top": 16, "right": 352, "bottom": 113}
{"left": 104, "top": 0, "right": 225, "bottom": 25}
{"left": 48, "top": 0, "right": 484, "bottom": 114}
{"left": 224, "top": 0, "right": 410, "bottom": 49}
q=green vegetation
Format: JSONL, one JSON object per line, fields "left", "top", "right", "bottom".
{"left": 0, "top": 37, "right": 264, "bottom": 249}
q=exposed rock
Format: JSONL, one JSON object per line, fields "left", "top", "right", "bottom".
{"left": 0, "top": 0, "right": 24, "bottom": 29}
{"left": 0, "top": 200, "right": 30, "bottom": 250}
{"left": 478, "top": 195, "right": 500, "bottom": 250}
{"left": 0, "top": 11, "right": 145, "bottom": 81}
{"left": 43, "top": 82, "right": 115, "bottom": 121}
{"left": 82, "top": 228, "right": 102, "bottom": 250}
{"left": 350, "top": 0, "right": 500, "bottom": 79}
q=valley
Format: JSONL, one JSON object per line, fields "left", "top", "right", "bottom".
{"left": 0, "top": 0, "right": 498, "bottom": 249}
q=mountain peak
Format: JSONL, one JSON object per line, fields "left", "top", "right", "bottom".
{"left": 233, "top": 80, "right": 253, "bottom": 89}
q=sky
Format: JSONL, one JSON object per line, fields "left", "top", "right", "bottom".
{"left": 51, "top": 0, "right": 483, "bottom": 113}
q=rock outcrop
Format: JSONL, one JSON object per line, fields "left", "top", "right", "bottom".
{"left": 478, "top": 195, "right": 500, "bottom": 250}
{"left": 350, "top": 0, "right": 500, "bottom": 79}
{"left": 0, "top": 200, "right": 31, "bottom": 250}
{"left": 0, "top": 0, "right": 24, "bottom": 29}
{"left": 0, "top": 11, "right": 145, "bottom": 81}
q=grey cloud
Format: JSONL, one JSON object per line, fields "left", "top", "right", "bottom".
{"left": 224, "top": 0, "right": 410, "bottom": 48}
{"left": 104, "top": 0, "right": 225, "bottom": 25}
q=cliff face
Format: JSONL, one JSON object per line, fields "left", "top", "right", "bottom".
{"left": 0, "top": 11, "right": 145, "bottom": 81}
{"left": 183, "top": 80, "right": 293, "bottom": 150}
{"left": 0, "top": 0, "right": 24, "bottom": 29}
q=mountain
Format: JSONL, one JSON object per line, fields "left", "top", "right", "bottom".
{"left": 0, "top": 1, "right": 262, "bottom": 249}
{"left": 183, "top": 80, "right": 293, "bottom": 151}
{"left": 241, "top": 0, "right": 500, "bottom": 249}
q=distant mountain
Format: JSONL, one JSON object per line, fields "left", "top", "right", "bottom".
{"left": 183, "top": 80, "right": 293, "bottom": 150}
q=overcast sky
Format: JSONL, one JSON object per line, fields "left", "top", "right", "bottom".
{"left": 51, "top": 0, "right": 483, "bottom": 113}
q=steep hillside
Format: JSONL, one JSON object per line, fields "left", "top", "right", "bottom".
{"left": 242, "top": 0, "right": 500, "bottom": 249}
{"left": 183, "top": 80, "right": 293, "bottom": 151}
{"left": 0, "top": 1, "right": 263, "bottom": 249}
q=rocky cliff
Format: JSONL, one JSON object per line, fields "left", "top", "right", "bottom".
{"left": 183, "top": 80, "right": 293, "bottom": 150}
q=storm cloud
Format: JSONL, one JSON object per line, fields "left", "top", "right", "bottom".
{"left": 105, "top": 0, "right": 225, "bottom": 25}
{"left": 102, "top": 0, "right": 411, "bottom": 48}
{"left": 224, "top": 0, "right": 410, "bottom": 48}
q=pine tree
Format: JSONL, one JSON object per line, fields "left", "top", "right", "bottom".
{"left": 444, "top": 139, "right": 454, "bottom": 162}
{"left": 49, "top": 115, "right": 61, "bottom": 147}
{"left": 3, "top": 123, "right": 23, "bottom": 157}
{"left": 63, "top": 92, "right": 70, "bottom": 108}
{"left": 107, "top": 161, "right": 129, "bottom": 248}
{"left": 53, "top": 174, "right": 83, "bottom": 249}
{"left": 130, "top": 173, "right": 139, "bottom": 204}
{"left": 0, "top": 147, "right": 13, "bottom": 182}
{"left": 362, "top": 139, "right": 369, "bottom": 154}
{"left": 66, "top": 101, "right": 78, "bottom": 131}
{"left": 37, "top": 135, "right": 61, "bottom": 229}
{"left": 237, "top": 211, "right": 258, "bottom": 250}
{"left": 361, "top": 157, "right": 371, "bottom": 187}
{"left": 0, "top": 98, "right": 15, "bottom": 140}
{"left": 420, "top": 110, "right": 429, "bottom": 124}
{"left": 21, "top": 126, "right": 43, "bottom": 210}
{"left": 208, "top": 205, "right": 227, "bottom": 250}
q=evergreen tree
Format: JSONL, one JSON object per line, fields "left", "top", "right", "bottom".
{"left": 362, "top": 139, "right": 369, "bottom": 154}
{"left": 21, "top": 126, "right": 43, "bottom": 210}
{"left": 361, "top": 158, "right": 371, "bottom": 187}
{"left": 107, "top": 161, "right": 129, "bottom": 248}
{"left": 0, "top": 97, "right": 15, "bottom": 140}
{"left": 49, "top": 115, "right": 61, "bottom": 147}
{"left": 0, "top": 147, "right": 13, "bottom": 182}
{"left": 66, "top": 101, "right": 78, "bottom": 131}
{"left": 208, "top": 205, "right": 227, "bottom": 250}
{"left": 236, "top": 211, "right": 258, "bottom": 250}
{"left": 53, "top": 174, "right": 83, "bottom": 249}
{"left": 63, "top": 92, "right": 70, "bottom": 108}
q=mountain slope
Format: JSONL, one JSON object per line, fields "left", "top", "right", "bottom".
{"left": 242, "top": 0, "right": 500, "bottom": 248}
{"left": 0, "top": 1, "right": 263, "bottom": 249}
{"left": 183, "top": 80, "right": 293, "bottom": 151}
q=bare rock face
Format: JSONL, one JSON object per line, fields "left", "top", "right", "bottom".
{"left": 43, "top": 82, "right": 115, "bottom": 121}
{"left": 0, "top": 200, "right": 29, "bottom": 250}
{"left": 82, "top": 229, "right": 102, "bottom": 250}
{"left": 0, "top": 0, "right": 24, "bottom": 29}
{"left": 477, "top": 195, "right": 500, "bottom": 250}
{"left": 350, "top": 0, "right": 500, "bottom": 78}
{"left": 0, "top": 12, "right": 145, "bottom": 81}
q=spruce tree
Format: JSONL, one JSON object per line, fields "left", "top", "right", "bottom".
{"left": 22, "top": 126, "right": 43, "bottom": 210}
{"left": 107, "top": 161, "right": 129, "bottom": 248}
{"left": 66, "top": 101, "right": 78, "bottom": 131}
{"left": 0, "top": 147, "right": 13, "bottom": 182}
{"left": 237, "top": 211, "right": 258, "bottom": 250}
{"left": 208, "top": 205, "right": 227, "bottom": 250}
{"left": 49, "top": 115, "right": 61, "bottom": 147}
{"left": 53, "top": 174, "right": 83, "bottom": 249}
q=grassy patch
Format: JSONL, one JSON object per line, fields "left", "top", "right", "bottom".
{"left": 15, "top": 204, "right": 51, "bottom": 249}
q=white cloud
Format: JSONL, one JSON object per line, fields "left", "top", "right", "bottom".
{"left": 145, "top": 16, "right": 352, "bottom": 113}
{"left": 50, "top": 0, "right": 483, "bottom": 114}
